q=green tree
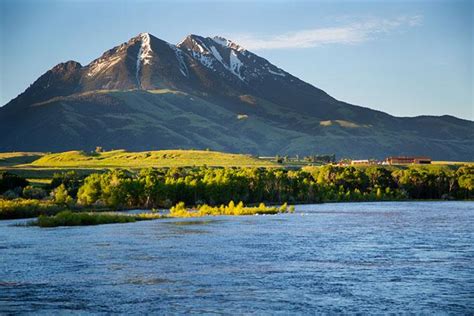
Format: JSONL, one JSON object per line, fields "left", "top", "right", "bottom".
{"left": 77, "top": 173, "right": 102, "bottom": 206}
{"left": 53, "top": 184, "right": 73, "bottom": 207}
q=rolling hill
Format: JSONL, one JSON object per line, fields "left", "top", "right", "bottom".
{"left": 26, "top": 149, "right": 277, "bottom": 168}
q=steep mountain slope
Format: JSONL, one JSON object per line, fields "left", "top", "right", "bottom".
{"left": 0, "top": 33, "right": 472, "bottom": 160}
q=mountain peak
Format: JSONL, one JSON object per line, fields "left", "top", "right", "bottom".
{"left": 137, "top": 32, "right": 153, "bottom": 66}
{"left": 178, "top": 34, "right": 247, "bottom": 53}
{"left": 212, "top": 36, "right": 246, "bottom": 52}
{"left": 133, "top": 32, "right": 156, "bottom": 41}
{"left": 178, "top": 34, "right": 208, "bottom": 53}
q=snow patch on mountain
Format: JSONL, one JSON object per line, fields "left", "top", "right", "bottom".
{"left": 192, "top": 51, "right": 214, "bottom": 69}
{"left": 209, "top": 45, "right": 223, "bottom": 63}
{"left": 136, "top": 47, "right": 142, "bottom": 88}
{"left": 191, "top": 37, "right": 210, "bottom": 54}
{"left": 212, "top": 36, "right": 228, "bottom": 47}
{"left": 169, "top": 44, "right": 189, "bottom": 77}
{"left": 209, "top": 44, "right": 245, "bottom": 81}
{"left": 139, "top": 33, "right": 153, "bottom": 65}
{"left": 212, "top": 36, "right": 246, "bottom": 52}
{"left": 229, "top": 51, "right": 244, "bottom": 80}
{"left": 268, "top": 69, "right": 286, "bottom": 77}
{"left": 136, "top": 33, "right": 154, "bottom": 88}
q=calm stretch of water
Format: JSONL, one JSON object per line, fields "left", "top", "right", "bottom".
{"left": 1, "top": 202, "right": 473, "bottom": 314}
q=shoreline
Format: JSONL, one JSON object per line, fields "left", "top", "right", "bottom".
{"left": 1, "top": 199, "right": 472, "bottom": 221}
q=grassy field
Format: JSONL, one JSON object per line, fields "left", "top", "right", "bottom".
{"left": 0, "top": 149, "right": 278, "bottom": 180}
{"left": 432, "top": 161, "right": 474, "bottom": 166}
{"left": 28, "top": 149, "right": 278, "bottom": 168}
{"left": 0, "top": 152, "right": 45, "bottom": 166}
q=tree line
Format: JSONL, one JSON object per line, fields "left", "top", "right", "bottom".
{"left": 1, "top": 165, "right": 473, "bottom": 210}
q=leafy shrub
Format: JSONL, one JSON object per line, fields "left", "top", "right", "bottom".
{"left": 50, "top": 171, "right": 84, "bottom": 198}
{"left": 0, "top": 172, "right": 28, "bottom": 194}
{"left": 0, "top": 199, "right": 63, "bottom": 219}
{"left": 23, "top": 186, "right": 47, "bottom": 199}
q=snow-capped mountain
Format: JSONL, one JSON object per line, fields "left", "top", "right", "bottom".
{"left": 4, "top": 33, "right": 321, "bottom": 107}
{"left": 177, "top": 34, "right": 290, "bottom": 83}
{"left": 1, "top": 32, "right": 473, "bottom": 159}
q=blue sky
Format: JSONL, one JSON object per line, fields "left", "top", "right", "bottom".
{"left": 0, "top": 0, "right": 472, "bottom": 119}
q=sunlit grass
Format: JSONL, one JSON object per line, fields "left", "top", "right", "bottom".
{"left": 26, "top": 149, "right": 277, "bottom": 168}
{"left": 26, "top": 178, "right": 52, "bottom": 187}
{"left": 0, "top": 152, "right": 44, "bottom": 166}
{"left": 146, "top": 89, "right": 186, "bottom": 95}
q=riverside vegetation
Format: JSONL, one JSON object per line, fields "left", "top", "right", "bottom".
{"left": 29, "top": 202, "right": 293, "bottom": 227}
{"left": 1, "top": 164, "right": 473, "bottom": 220}
{"left": 33, "top": 211, "right": 165, "bottom": 227}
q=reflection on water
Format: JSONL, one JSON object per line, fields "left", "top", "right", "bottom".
{"left": 0, "top": 201, "right": 473, "bottom": 314}
{"left": 165, "top": 219, "right": 223, "bottom": 226}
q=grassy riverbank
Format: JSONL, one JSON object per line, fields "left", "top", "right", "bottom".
{"left": 0, "top": 199, "right": 63, "bottom": 219}
{"left": 32, "top": 211, "right": 165, "bottom": 227}
{"left": 28, "top": 202, "right": 290, "bottom": 227}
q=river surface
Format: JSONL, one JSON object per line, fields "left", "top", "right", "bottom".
{"left": 1, "top": 201, "right": 473, "bottom": 314}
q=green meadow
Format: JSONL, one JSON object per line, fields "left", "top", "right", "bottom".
{"left": 0, "top": 149, "right": 278, "bottom": 182}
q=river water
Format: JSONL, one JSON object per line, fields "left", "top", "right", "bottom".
{"left": 1, "top": 201, "right": 473, "bottom": 314}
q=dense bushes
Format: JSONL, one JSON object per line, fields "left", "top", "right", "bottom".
{"left": 22, "top": 186, "right": 47, "bottom": 199}
{"left": 75, "top": 165, "right": 473, "bottom": 209}
{"left": 35, "top": 211, "right": 139, "bottom": 227}
{"left": 0, "top": 199, "right": 63, "bottom": 219}
{"left": 49, "top": 171, "right": 84, "bottom": 198}
{"left": 0, "top": 172, "right": 29, "bottom": 196}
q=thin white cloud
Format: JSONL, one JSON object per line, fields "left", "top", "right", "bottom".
{"left": 229, "top": 15, "right": 422, "bottom": 50}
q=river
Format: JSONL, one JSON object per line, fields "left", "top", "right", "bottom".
{"left": 1, "top": 201, "right": 473, "bottom": 314}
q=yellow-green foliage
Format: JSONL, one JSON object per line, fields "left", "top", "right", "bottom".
{"left": 169, "top": 201, "right": 294, "bottom": 217}
{"left": 52, "top": 184, "right": 73, "bottom": 206}
{"left": 27, "top": 149, "right": 277, "bottom": 168}
{"left": 133, "top": 212, "right": 167, "bottom": 220}
{"left": 0, "top": 198, "right": 63, "bottom": 219}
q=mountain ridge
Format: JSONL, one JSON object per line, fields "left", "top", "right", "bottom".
{"left": 1, "top": 32, "right": 472, "bottom": 160}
